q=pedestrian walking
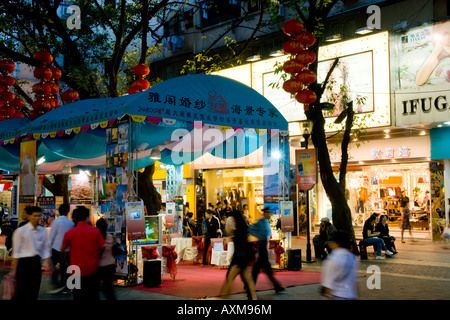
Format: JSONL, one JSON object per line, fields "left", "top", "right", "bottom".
{"left": 96, "top": 218, "right": 117, "bottom": 300}
{"left": 248, "top": 207, "right": 284, "bottom": 294}
{"left": 61, "top": 206, "right": 105, "bottom": 301}
{"left": 400, "top": 199, "right": 414, "bottom": 243}
{"left": 10, "top": 206, "right": 52, "bottom": 300}
{"left": 221, "top": 209, "right": 257, "bottom": 300}
{"left": 321, "top": 230, "right": 359, "bottom": 300}
{"left": 48, "top": 203, "right": 74, "bottom": 294}
{"left": 202, "top": 209, "right": 220, "bottom": 266}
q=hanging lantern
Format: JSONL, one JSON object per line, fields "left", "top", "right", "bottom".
{"left": 282, "top": 19, "right": 304, "bottom": 36}
{"left": 295, "top": 50, "right": 316, "bottom": 65}
{"left": 32, "top": 82, "right": 51, "bottom": 96}
{"left": 282, "top": 40, "right": 304, "bottom": 54}
{"left": 282, "top": 59, "right": 304, "bottom": 74}
{"left": 12, "top": 109, "right": 24, "bottom": 118}
{"left": 296, "top": 31, "right": 316, "bottom": 47}
{"left": 33, "top": 66, "right": 53, "bottom": 80}
{"left": 282, "top": 78, "right": 303, "bottom": 94}
{"left": 48, "top": 81, "right": 60, "bottom": 95}
{"left": 0, "top": 91, "right": 15, "bottom": 102}
{"left": 28, "top": 110, "right": 40, "bottom": 120}
{"left": 295, "top": 89, "right": 317, "bottom": 105}
{"left": 133, "top": 64, "right": 150, "bottom": 76}
{"left": 52, "top": 97, "right": 60, "bottom": 108}
{"left": 10, "top": 97, "right": 24, "bottom": 109}
{"left": 0, "top": 60, "right": 15, "bottom": 73}
{"left": 297, "top": 69, "right": 317, "bottom": 85}
{"left": 60, "top": 89, "right": 79, "bottom": 102}
{"left": 0, "top": 75, "right": 15, "bottom": 87}
{"left": 0, "top": 105, "right": 16, "bottom": 118}
{"left": 34, "top": 50, "right": 53, "bottom": 65}
{"left": 132, "top": 78, "right": 150, "bottom": 91}
{"left": 127, "top": 86, "right": 140, "bottom": 94}
{"left": 49, "top": 66, "right": 62, "bottom": 79}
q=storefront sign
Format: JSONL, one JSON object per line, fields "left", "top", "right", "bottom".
{"left": 279, "top": 201, "right": 294, "bottom": 233}
{"left": 165, "top": 202, "right": 176, "bottom": 229}
{"left": 295, "top": 149, "right": 317, "bottom": 191}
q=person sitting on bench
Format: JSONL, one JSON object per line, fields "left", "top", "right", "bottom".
{"left": 362, "top": 214, "right": 394, "bottom": 260}
{"left": 375, "top": 214, "right": 398, "bottom": 254}
{"left": 313, "top": 217, "right": 337, "bottom": 259}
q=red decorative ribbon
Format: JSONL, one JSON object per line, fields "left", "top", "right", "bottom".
{"left": 162, "top": 245, "right": 178, "bottom": 279}
{"left": 141, "top": 246, "right": 159, "bottom": 260}
{"left": 274, "top": 245, "right": 285, "bottom": 266}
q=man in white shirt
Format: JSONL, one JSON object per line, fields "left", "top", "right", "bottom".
{"left": 48, "top": 204, "right": 75, "bottom": 293}
{"left": 321, "top": 230, "right": 359, "bottom": 300}
{"left": 10, "top": 206, "right": 52, "bottom": 300}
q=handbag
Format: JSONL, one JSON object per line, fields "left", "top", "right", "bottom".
{"left": 0, "top": 275, "right": 16, "bottom": 300}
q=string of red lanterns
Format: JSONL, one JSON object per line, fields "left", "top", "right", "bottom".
{"left": 0, "top": 59, "right": 24, "bottom": 120}
{"left": 281, "top": 19, "right": 317, "bottom": 112}
{"left": 127, "top": 64, "right": 150, "bottom": 94}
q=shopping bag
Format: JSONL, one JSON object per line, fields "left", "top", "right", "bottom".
{"left": 0, "top": 275, "right": 17, "bottom": 300}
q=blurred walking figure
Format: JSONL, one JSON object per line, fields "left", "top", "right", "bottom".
{"left": 96, "top": 218, "right": 117, "bottom": 300}
{"left": 248, "top": 207, "right": 284, "bottom": 294}
{"left": 321, "top": 230, "right": 359, "bottom": 300}
{"left": 48, "top": 204, "right": 74, "bottom": 294}
{"left": 221, "top": 209, "right": 257, "bottom": 300}
{"left": 10, "top": 206, "right": 52, "bottom": 300}
{"left": 400, "top": 199, "right": 414, "bottom": 243}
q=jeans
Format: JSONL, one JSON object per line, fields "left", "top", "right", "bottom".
{"left": 51, "top": 249, "right": 70, "bottom": 288}
{"left": 363, "top": 237, "right": 387, "bottom": 256}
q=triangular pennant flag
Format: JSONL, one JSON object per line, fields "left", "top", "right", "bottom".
{"left": 49, "top": 132, "right": 57, "bottom": 138}
{"left": 162, "top": 118, "right": 176, "bottom": 125}
{"left": 147, "top": 116, "right": 162, "bottom": 124}
{"left": 108, "top": 118, "right": 117, "bottom": 127}
{"left": 90, "top": 123, "right": 99, "bottom": 130}
{"left": 256, "top": 128, "right": 267, "bottom": 135}
{"left": 219, "top": 125, "right": 232, "bottom": 132}
{"left": 131, "top": 115, "right": 146, "bottom": 122}
{"left": 65, "top": 129, "right": 73, "bottom": 135}
{"left": 57, "top": 130, "right": 64, "bottom": 137}
{"left": 41, "top": 133, "right": 49, "bottom": 139}
{"left": 9, "top": 138, "right": 15, "bottom": 144}
{"left": 100, "top": 121, "right": 109, "bottom": 128}
{"left": 81, "top": 125, "right": 90, "bottom": 132}
{"left": 73, "top": 127, "right": 81, "bottom": 134}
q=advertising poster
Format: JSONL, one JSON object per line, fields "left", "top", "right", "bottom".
{"left": 296, "top": 149, "right": 318, "bottom": 191}
{"left": 38, "top": 196, "right": 55, "bottom": 227}
{"left": 279, "top": 200, "right": 294, "bottom": 233}
{"left": 125, "top": 201, "right": 146, "bottom": 240}
{"left": 19, "top": 140, "right": 37, "bottom": 203}
{"left": 165, "top": 202, "right": 176, "bottom": 229}
{"left": 70, "top": 172, "right": 92, "bottom": 204}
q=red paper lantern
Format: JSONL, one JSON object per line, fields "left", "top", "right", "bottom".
{"left": 34, "top": 50, "right": 53, "bottom": 65}
{"left": 0, "top": 91, "right": 15, "bottom": 102}
{"left": 296, "top": 31, "right": 315, "bottom": 47}
{"left": 31, "top": 100, "right": 43, "bottom": 111}
{"left": 48, "top": 81, "right": 60, "bottom": 95}
{"left": 0, "top": 105, "right": 16, "bottom": 118}
{"left": 132, "top": 78, "right": 150, "bottom": 91}
{"left": 295, "top": 89, "right": 317, "bottom": 105}
{"left": 282, "top": 20, "right": 304, "bottom": 36}
{"left": 28, "top": 110, "right": 40, "bottom": 120}
{"left": 127, "top": 86, "right": 140, "bottom": 94}
{"left": 297, "top": 70, "right": 317, "bottom": 85}
{"left": 282, "top": 78, "right": 303, "bottom": 93}
{"left": 49, "top": 66, "right": 62, "bottom": 79}
{"left": 0, "top": 115, "right": 4, "bottom": 121}
{"left": 295, "top": 50, "right": 316, "bottom": 65}
{"left": 10, "top": 97, "right": 24, "bottom": 109}
{"left": 60, "top": 89, "right": 79, "bottom": 102}
{"left": 133, "top": 64, "right": 150, "bottom": 76}
{"left": 0, "top": 75, "right": 15, "bottom": 87}
{"left": 0, "top": 85, "right": 4, "bottom": 93}
{"left": 34, "top": 66, "right": 53, "bottom": 80}
{"left": 0, "top": 60, "right": 15, "bottom": 73}
{"left": 282, "top": 40, "right": 304, "bottom": 54}
{"left": 52, "top": 98, "right": 60, "bottom": 108}
{"left": 282, "top": 59, "right": 304, "bottom": 74}
{"left": 13, "top": 109, "right": 24, "bottom": 118}
{"left": 32, "top": 82, "right": 51, "bottom": 95}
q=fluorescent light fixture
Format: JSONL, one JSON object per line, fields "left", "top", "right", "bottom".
{"left": 419, "top": 130, "right": 426, "bottom": 135}
{"left": 355, "top": 27, "right": 373, "bottom": 35}
{"left": 149, "top": 148, "right": 161, "bottom": 160}
{"left": 37, "top": 156, "right": 46, "bottom": 165}
{"left": 159, "top": 163, "right": 166, "bottom": 170}
{"left": 269, "top": 50, "right": 284, "bottom": 57}
{"left": 246, "top": 54, "right": 261, "bottom": 62}
{"left": 271, "top": 150, "right": 281, "bottom": 159}
{"left": 325, "top": 34, "right": 342, "bottom": 42}
{"left": 383, "top": 129, "right": 390, "bottom": 133}
{"left": 385, "top": 134, "right": 390, "bottom": 139}
{"left": 445, "top": 121, "right": 450, "bottom": 125}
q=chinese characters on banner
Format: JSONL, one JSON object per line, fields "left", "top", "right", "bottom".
{"left": 279, "top": 201, "right": 294, "bottom": 233}
{"left": 295, "top": 149, "right": 317, "bottom": 191}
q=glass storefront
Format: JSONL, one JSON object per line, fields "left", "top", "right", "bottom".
{"left": 312, "top": 162, "right": 432, "bottom": 239}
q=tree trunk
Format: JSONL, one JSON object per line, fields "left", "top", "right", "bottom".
{"left": 137, "top": 164, "right": 162, "bottom": 215}
{"left": 42, "top": 174, "right": 70, "bottom": 204}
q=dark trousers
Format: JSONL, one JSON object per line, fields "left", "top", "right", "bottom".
{"left": 72, "top": 273, "right": 99, "bottom": 301}
{"left": 14, "top": 256, "right": 42, "bottom": 300}
{"left": 252, "top": 240, "right": 282, "bottom": 290}
{"left": 98, "top": 264, "right": 116, "bottom": 300}
{"left": 203, "top": 236, "right": 211, "bottom": 265}
{"left": 51, "top": 249, "right": 70, "bottom": 288}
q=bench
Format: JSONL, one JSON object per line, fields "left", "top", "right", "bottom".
{"left": 355, "top": 238, "right": 374, "bottom": 260}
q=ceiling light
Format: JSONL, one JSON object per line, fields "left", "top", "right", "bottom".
{"left": 445, "top": 121, "right": 450, "bottom": 125}
{"left": 246, "top": 54, "right": 261, "bottom": 62}
{"left": 37, "top": 156, "right": 46, "bottom": 165}
{"left": 269, "top": 50, "right": 284, "bottom": 57}
{"left": 355, "top": 27, "right": 373, "bottom": 35}
{"left": 325, "top": 34, "right": 342, "bottom": 42}
{"left": 149, "top": 149, "right": 161, "bottom": 160}
{"left": 383, "top": 129, "right": 390, "bottom": 133}
{"left": 419, "top": 130, "right": 426, "bottom": 135}
{"left": 438, "top": 124, "right": 443, "bottom": 128}
{"left": 385, "top": 134, "right": 390, "bottom": 139}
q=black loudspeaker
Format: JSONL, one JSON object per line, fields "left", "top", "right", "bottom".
{"left": 143, "top": 259, "right": 162, "bottom": 287}
{"left": 287, "top": 249, "right": 302, "bottom": 271}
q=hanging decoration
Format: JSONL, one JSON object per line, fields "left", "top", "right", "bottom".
{"left": 0, "top": 59, "right": 24, "bottom": 120}
{"left": 31, "top": 50, "right": 54, "bottom": 120}
{"left": 128, "top": 64, "right": 150, "bottom": 94}
{"left": 281, "top": 19, "right": 317, "bottom": 112}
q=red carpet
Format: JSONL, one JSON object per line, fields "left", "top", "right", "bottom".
{"left": 129, "top": 264, "right": 322, "bottom": 299}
